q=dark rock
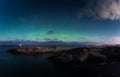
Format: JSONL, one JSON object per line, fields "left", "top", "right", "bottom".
{"left": 8, "top": 46, "right": 64, "bottom": 55}
{"left": 98, "top": 73, "right": 120, "bottom": 77}
{"left": 101, "top": 47, "right": 120, "bottom": 60}
{"left": 49, "top": 46, "right": 120, "bottom": 66}
{"left": 49, "top": 47, "right": 107, "bottom": 66}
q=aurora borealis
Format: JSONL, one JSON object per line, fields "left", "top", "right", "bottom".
{"left": 1, "top": 0, "right": 120, "bottom": 44}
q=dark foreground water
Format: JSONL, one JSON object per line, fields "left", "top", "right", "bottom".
{"left": 0, "top": 45, "right": 120, "bottom": 77}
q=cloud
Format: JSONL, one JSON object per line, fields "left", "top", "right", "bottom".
{"left": 79, "top": 38, "right": 88, "bottom": 40}
{"left": 46, "top": 30, "right": 55, "bottom": 35}
{"left": 78, "top": 0, "right": 120, "bottom": 20}
{"left": 44, "top": 38, "right": 58, "bottom": 41}
{"left": 44, "top": 38, "right": 51, "bottom": 41}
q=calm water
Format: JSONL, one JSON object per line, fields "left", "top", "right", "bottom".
{"left": 0, "top": 45, "right": 120, "bottom": 77}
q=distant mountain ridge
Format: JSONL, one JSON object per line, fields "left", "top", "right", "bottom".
{"left": 0, "top": 40, "right": 103, "bottom": 46}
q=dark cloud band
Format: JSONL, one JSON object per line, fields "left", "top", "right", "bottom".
{"left": 46, "top": 30, "right": 55, "bottom": 35}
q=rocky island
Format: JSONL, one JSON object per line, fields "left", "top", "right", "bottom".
{"left": 49, "top": 46, "right": 120, "bottom": 66}
{"left": 8, "top": 46, "right": 120, "bottom": 64}
{"left": 8, "top": 46, "right": 64, "bottom": 55}
{"left": 99, "top": 74, "right": 120, "bottom": 77}
{"left": 49, "top": 47, "right": 107, "bottom": 66}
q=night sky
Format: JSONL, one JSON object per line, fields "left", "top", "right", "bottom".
{"left": 1, "top": 0, "right": 120, "bottom": 44}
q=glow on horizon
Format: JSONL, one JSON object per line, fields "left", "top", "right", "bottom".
{"left": 110, "top": 37, "right": 120, "bottom": 44}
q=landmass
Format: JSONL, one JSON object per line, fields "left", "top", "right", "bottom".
{"left": 8, "top": 46, "right": 120, "bottom": 64}
{"left": 99, "top": 74, "right": 120, "bottom": 77}
{"left": 8, "top": 46, "right": 64, "bottom": 55}
{"left": 7, "top": 46, "right": 120, "bottom": 77}
{"left": 49, "top": 46, "right": 120, "bottom": 66}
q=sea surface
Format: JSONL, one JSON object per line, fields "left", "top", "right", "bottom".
{"left": 0, "top": 45, "right": 120, "bottom": 77}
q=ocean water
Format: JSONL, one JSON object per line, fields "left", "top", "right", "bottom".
{"left": 0, "top": 45, "right": 120, "bottom": 77}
